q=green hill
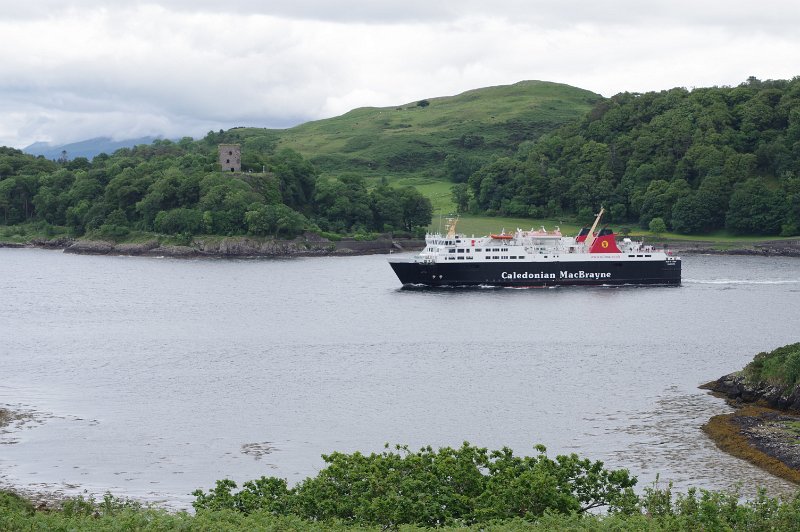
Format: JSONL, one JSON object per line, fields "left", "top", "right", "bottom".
{"left": 227, "top": 80, "right": 601, "bottom": 182}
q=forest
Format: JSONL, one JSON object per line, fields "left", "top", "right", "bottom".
{"left": 0, "top": 138, "right": 433, "bottom": 240}
{"left": 463, "top": 77, "right": 800, "bottom": 236}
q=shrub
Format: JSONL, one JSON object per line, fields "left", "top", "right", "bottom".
{"left": 193, "top": 443, "right": 636, "bottom": 528}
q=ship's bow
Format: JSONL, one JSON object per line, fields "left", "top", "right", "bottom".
{"left": 389, "top": 259, "right": 428, "bottom": 285}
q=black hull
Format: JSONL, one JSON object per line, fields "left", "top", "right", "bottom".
{"left": 389, "top": 259, "right": 681, "bottom": 287}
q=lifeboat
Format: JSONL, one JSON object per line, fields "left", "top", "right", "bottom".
{"left": 490, "top": 233, "right": 513, "bottom": 240}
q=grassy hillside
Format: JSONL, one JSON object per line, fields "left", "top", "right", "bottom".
{"left": 230, "top": 80, "right": 601, "bottom": 184}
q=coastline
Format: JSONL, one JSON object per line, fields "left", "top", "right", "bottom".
{"left": 0, "top": 235, "right": 427, "bottom": 259}
{"left": 2, "top": 235, "right": 799, "bottom": 259}
{"left": 702, "top": 375, "right": 800, "bottom": 485}
{"left": 659, "top": 238, "right": 800, "bottom": 258}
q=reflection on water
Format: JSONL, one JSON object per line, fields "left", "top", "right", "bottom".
{"left": 1, "top": 250, "right": 799, "bottom": 508}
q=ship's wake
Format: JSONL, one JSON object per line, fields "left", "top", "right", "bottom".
{"left": 685, "top": 278, "right": 800, "bottom": 285}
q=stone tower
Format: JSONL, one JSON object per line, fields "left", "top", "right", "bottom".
{"left": 218, "top": 144, "right": 241, "bottom": 173}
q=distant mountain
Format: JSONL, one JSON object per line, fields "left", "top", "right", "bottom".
{"left": 23, "top": 136, "right": 164, "bottom": 160}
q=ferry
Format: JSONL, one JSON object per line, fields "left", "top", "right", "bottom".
{"left": 388, "top": 208, "right": 681, "bottom": 287}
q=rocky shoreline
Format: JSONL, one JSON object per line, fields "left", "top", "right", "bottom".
{"left": 660, "top": 238, "right": 800, "bottom": 257}
{"left": 0, "top": 234, "right": 427, "bottom": 258}
{"left": 3, "top": 235, "right": 799, "bottom": 258}
{"left": 702, "top": 374, "right": 800, "bottom": 484}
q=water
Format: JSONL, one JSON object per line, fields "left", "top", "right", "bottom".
{"left": 1, "top": 248, "right": 799, "bottom": 508}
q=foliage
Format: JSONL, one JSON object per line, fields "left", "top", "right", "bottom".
{"left": 8, "top": 476, "right": 800, "bottom": 531}
{"left": 648, "top": 217, "right": 667, "bottom": 238}
{"left": 464, "top": 77, "right": 800, "bottom": 235}
{"left": 192, "top": 443, "right": 636, "bottom": 528}
{"left": 743, "top": 342, "right": 800, "bottom": 390}
{"left": 0, "top": 140, "right": 433, "bottom": 242}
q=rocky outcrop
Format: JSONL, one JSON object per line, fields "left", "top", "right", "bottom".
{"left": 660, "top": 239, "right": 800, "bottom": 257}
{"left": 702, "top": 373, "right": 800, "bottom": 482}
{"left": 703, "top": 373, "right": 800, "bottom": 412}
{"left": 194, "top": 237, "right": 336, "bottom": 257}
{"left": 64, "top": 240, "right": 115, "bottom": 254}
{"left": 113, "top": 240, "right": 160, "bottom": 255}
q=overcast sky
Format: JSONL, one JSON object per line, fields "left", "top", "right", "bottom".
{"left": 2, "top": 0, "right": 798, "bottom": 148}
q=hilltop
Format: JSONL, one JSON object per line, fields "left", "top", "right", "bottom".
{"left": 223, "top": 80, "right": 601, "bottom": 179}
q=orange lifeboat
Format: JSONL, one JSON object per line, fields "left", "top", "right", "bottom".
{"left": 490, "top": 233, "right": 513, "bottom": 240}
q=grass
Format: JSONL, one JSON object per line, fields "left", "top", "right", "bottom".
{"left": 225, "top": 81, "right": 601, "bottom": 184}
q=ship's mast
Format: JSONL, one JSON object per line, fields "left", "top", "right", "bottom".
{"left": 445, "top": 216, "right": 459, "bottom": 239}
{"left": 583, "top": 207, "right": 605, "bottom": 249}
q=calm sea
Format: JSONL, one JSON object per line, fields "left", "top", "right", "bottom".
{"left": 1, "top": 248, "right": 799, "bottom": 508}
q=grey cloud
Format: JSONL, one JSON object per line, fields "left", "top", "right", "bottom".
{"left": 8, "top": 0, "right": 800, "bottom": 29}
{"left": 1, "top": 1, "right": 798, "bottom": 147}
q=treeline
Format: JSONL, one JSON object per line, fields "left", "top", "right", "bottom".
{"left": 0, "top": 138, "right": 432, "bottom": 240}
{"left": 461, "top": 77, "right": 800, "bottom": 235}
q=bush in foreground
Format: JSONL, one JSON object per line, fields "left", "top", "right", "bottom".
{"left": 5, "top": 445, "right": 800, "bottom": 530}
{"left": 192, "top": 443, "right": 638, "bottom": 528}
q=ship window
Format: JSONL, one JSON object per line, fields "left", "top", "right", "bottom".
{"left": 457, "top": 249, "right": 464, "bottom": 253}
{"left": 637, "top": 255, "right": 643, "bottom": 257}
{"left": 493, "top": 256, "right": 499, "bottom": 259}
{"left": 502, "top": 248, "right": 508, "bottom": 252}
{"left": 449, "top": 249, "right": 455, "bottom": 253}
{"left": 457, "top": 256, "right": 464, "bottom": 260}
{"left": 475, "top": 248, "right": 482, "bottom": 252}
{"left": 645, "top": 254, "right": 651, "bottom": 257}
{"left": 467, "top": 256, "right": 473, "bottom": 260}
{"left": 628, "top": 255, "right": 635, "bottom": 257}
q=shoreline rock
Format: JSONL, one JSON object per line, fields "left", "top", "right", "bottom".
{"left": 659, "top": 239, "right": 800, "bottom": 257}
{"left": 3, "top": 234, "right": 423, "bottom": 259}
{"left": 703, "top": 373, "right": 800, "bottom": 413}
{"left": 702, "top": 374, "right": 800, "bottom": 484}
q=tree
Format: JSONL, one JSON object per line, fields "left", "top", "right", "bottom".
{"left": 451, "top": 183, "right": 470, "bottom": 213}
{"left": 154, "top": 208, "right": 203, "bottom": 235}
{"left": 398, "top": 187, "right": 433, "bottom": 232}
{"left": 369, "top": 185, "right": 403, "bottom": 232}
{"left": 725, "top": 178, "right": 786, "bottom": 235}
{"left": 649, "top": 217, "right": 667, "bottom": 237}
{"left": 245, "top": 203, "right": 308, "bottom": 238}
{"left": 0, "top": 178, "right": 15, "bottom": 224}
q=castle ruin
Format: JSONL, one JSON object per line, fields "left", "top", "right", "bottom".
{"left": 218, "top": 144, "right": 241, "bottom": 173}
